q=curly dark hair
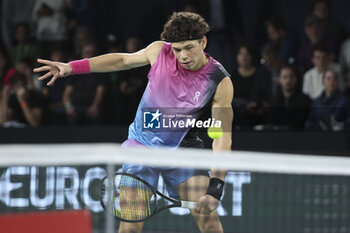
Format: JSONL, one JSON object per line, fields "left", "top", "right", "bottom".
{"left": 160, "top": 12, "right": 210, "bottom": 42}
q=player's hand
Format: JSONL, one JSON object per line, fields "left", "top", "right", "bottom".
{"left": 195, "top": 194, "right": 219, "bottom": 215}
{"left": 34, "top": 59, "right": 72, "bottom": 86}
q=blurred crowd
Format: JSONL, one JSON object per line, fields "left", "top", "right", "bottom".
{"left": 0, "top": 0, "right": 349, "bottom": 130}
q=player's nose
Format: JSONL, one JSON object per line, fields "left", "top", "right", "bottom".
{"left": 179, "top": 51, "right": 188, "bottom": 61}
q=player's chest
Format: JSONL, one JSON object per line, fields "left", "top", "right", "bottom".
{"left": 148, "top": 74, "right": 211, "bottom": 107}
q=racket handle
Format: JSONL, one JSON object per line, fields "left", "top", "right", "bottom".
{"left": 181, "top": 201, "right": 197, "bottom": 209}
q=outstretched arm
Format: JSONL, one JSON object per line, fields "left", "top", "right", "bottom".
{"left": 34, "top": 41, "right": 164, "bottom": 86}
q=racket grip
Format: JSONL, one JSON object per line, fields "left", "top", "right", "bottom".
{"left": 181, "top": 201, "right": 197, "bottom": 209}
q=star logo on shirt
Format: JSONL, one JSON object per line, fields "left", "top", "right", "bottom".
{"left": 143, "top": 109, "right": 162, "bottom": 129}
{"left": 150, "top": 109, "right": 162, "bottom": 122}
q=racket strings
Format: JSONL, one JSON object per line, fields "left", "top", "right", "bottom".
{"left": 111, "top": 174, "right": 155, "bottom": 221}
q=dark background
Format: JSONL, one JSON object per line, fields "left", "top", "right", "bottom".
{"left": 0, "top": 0, "right": 349, "bottom": 153}
{"left": 1, "top": 126, "right": 349, "bottom": 155}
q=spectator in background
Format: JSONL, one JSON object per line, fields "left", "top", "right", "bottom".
{"left": 0, "top": 73, "right": 45, "bottom": 127}
{"left": 251, "top": 0, "right": 279, "bottom": 50}
{"left": 17, "top": 57, "right": 41, "bottom": 91}
{"left": 261, "top": 42, "right": 284, "bottom": 95}
{"left": 200, "top": 0, "right": 244, "bottom": 72}
{"left": 105, "top": 40, "right": 123, "bottom": 125}
{"left": 297, "top": 15, "right": 337, "bottom": 72}
{"left": 10, "top": 23, "right": 40, "bottom": 69}
{"left": 268, "top": 65, "right": 311, "bottom": 129}
{"left": 32, "top": 0, "right": 71, "bottom": 42}
{"left": 62, "top": 42, "right": 107, "bottom": 125}
{"left": 303, "top": 46, "right": 341, "bottom": 99}
{"left": 1, "top": 0, "right": 35, "bottom": 50}
{"left": 66, "top": 0, "right": 98, "bottom": 38}
{"left": 335, "top": 86, "right": 350, "bottom": 129}
{"left": 339, "top": 36, "right": 350, "bottom": 87}
{"left": 312, "top": 0, "right": 345, "bottom": 59}
{"left": 114, "top": 37, "right": 148, "bottom": 125}
{"left": 231, "top": 45, "right": 271, "bottom": 128}
{"left": 41, "top": 47, "right": 68, "bottom": 124}
{"left": 181, "top": 2, "right": 197, "bottom": 13}
{"left": 0, "top": 49, "right": 16, "bottom": 86}
{"left": 73, "top": 25, "right": 95, "bottom": 58}
{"left": 264, "top": 16, "right": 299, "bottom": 64}
{"left": 305, "top": 69, "right": 343, "bottom": 130}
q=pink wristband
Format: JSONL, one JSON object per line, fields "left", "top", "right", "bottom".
{"left": 69, "top": 58, "right": 91, "bottom": 74}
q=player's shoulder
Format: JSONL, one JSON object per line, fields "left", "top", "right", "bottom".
{"left": 209, "top": 58, "right": 231, "bottom": 84}
{"left": 147, "top": 41, "right": 166, "bottom": 49}
{"left": 211, "top": 57, "right": 230, "bottom": 74}
{"left": 209, "top": 59, "right": 233, "bottom": 101}
{"left": 145, "top": 41, "right": 167, "bottom": 65}
{"left": 218, "top": 76, "right": 234, "bottom": 92}
{"left": 145, "top": 41, "right": 166, "bottom": 55}
{"left": 213, "top": 77, "right": 234, "bottom": 106}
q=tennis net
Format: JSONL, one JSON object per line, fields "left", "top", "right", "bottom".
{"left": 0, "top": 143, "right": 349, "bottom": 233}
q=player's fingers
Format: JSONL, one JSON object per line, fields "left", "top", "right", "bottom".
{"left": 37, "top": 58, "right": 56, "bottom": 66}
{"left": 33, "top": 66, "right": 52, "bottom": 73}
{"left": 38, "top": 71, "right": 53, "bottom": 80}
{"left": 47, "top": 75, "right": 58, "bottom": 86}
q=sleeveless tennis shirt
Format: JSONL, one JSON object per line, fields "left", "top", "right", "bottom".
{"left": 128, "top": 42, "right": 230, "bottom": 148}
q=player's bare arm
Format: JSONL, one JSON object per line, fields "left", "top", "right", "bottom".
{"left": 195, "top": 77, "right": 234, "bottom": 215}
{"left": 89, "top": 41, "right": 164, "bottom": 71}
{"left": 211, "top": 76, "right": 234, "bottom": 179}
{"left": 33, "top": 41, "right": 165, "bottom": 86}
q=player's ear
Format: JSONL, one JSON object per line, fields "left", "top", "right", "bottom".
{"left": 201, "top": 36, "right": 207, "bottom": 50}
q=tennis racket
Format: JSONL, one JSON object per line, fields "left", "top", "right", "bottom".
{"left": 99, "top": 172, "right": 197, "bottom": 222}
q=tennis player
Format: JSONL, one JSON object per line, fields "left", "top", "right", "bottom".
{"left": 34, "top": 12, "right": 233, "bottom": 233}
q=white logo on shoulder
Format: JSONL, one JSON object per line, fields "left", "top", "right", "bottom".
{"left": 193, "top": 91, "right": 201, "bottom": 101}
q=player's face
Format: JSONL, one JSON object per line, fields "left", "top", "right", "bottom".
{"left": 171, "top": 37, "right": 207, "bottom": 71}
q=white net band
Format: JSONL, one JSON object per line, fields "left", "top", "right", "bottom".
{"left": 0, "top": 143, "right": 349, "bottom": 175}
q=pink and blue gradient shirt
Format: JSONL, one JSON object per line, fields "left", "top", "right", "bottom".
{"left": 128, "top": 42, "right": 230, "bottom": 148}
